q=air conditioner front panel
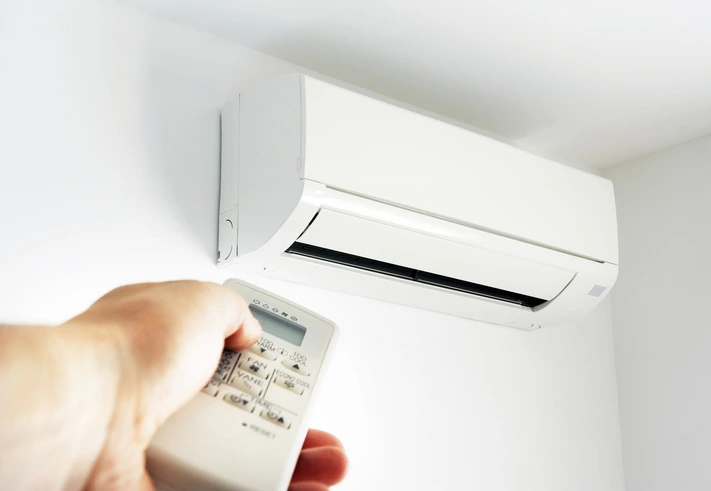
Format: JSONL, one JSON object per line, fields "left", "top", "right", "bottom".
{"left": 301, "top": 76, "right": 618, "bottom": 264}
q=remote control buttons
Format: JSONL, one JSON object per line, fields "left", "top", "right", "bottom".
{"left": 201, "top": 379, "right": 220, "bottom": 397}
{"left": 229, "top": 372, "right": 265, "bottom": 396}
{"left": 261, "top": 408, "right": 291, "bottom": 429}
{"left": 282, "top": 359, "right": 311, "bottom": 377}
{"left": 224, "top": 393, "right": 255, "bottom": 413}
{"left": 214, "top": 350, "right": 239, "bottom": 381}
{"left": 275, "top": 375, "right": 305, "bottom": 395}
{"left": 248, "top": 344, "right": 277, "bottom": 361}
{"left": 239, "top": 358, "right": 271, "bottom": 379}
{"left": 213, "top": 366, "right": 230, "bottom": 382}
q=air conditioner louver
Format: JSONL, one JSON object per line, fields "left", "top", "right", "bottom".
{"left": 286, "top": 242, "right": 547, "bottom": 308}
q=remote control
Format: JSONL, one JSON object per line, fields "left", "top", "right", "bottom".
{"left": 147, "top": 278, "right": 339, "bottom": 491}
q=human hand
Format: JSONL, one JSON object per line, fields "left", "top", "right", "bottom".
{"left": 0, "top": 281, "right": 347, "bottom": 491}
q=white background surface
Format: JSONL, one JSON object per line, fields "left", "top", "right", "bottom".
{"left": 0, "top": 1, "right": 626, "bottom": 490}
{"left": 119, "top": 0, "right": 711, "bottom": 169}
{"left": 603, "top": 136, "right": 711, "bottom": 491}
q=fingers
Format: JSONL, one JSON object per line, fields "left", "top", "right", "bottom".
{"left": 288, "top": 483, "right": 330, "bottom": 491}
{"left": 58, "top": 281, "right": 266, "bottom": 491}
{"left": 68, "top": 281, "right": 263, "bottom": 449}
{"left": 291, "top": 446, "right": 348, "bottom": 486}
{"left": 302, "top": 429, "right": 345, "bottom": 450}
{"left": 79, "top": 280, "right": 262, "bottom": 345}
{"left": 153, "top": 281, "right": 259, "bottom": 341}
{"left": 225, "top": 312, "right": 261, "bottom": 350}
{"left": 291, "top": 431, "right": 348, "bottom": 486}
{"left": 185, "top": 281, "right": 259, "bottom": 341}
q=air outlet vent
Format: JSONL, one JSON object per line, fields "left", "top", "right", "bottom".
{"left": 286, "top": 242, "right": 546, "bottom": 308}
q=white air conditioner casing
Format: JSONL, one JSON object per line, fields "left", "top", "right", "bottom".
{"left": 218, "top": 74, "right": 619, "bottom": 330}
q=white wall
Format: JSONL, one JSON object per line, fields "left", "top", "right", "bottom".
{"left": 603, "top": 136, "right": 711, "bottom": 491}
{"left": 0, "top": 1, "right": 625, "bottom": 489}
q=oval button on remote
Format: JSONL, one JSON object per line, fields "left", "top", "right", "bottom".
{"left": 223, "top": 393, "right": 255, "bottom": 413}
{"left": 281, "top": 359, "right": 311, "bottom": 376}
{"left": 248, "top": 344, "right": 277, "bottom": 361}
{"left": 275, "top": 375, "right": 305, "bottom": 395}
{"left": 239, "top": 359, "right": 270, "bottom": 380}
{"left": 201, "top": 379, "right": 220, "bottom": 397}
{"left": 260, "top": 408, "right": 291, "bottom": 429}
{"left": 229, "top": 372, "right": 264, "bottom": 396}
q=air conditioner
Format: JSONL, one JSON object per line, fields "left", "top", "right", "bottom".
{"left": 218, "top": 74, "right": 618, "bottom": 330}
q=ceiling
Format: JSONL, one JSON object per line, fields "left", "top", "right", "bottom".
{"left": 120, "top": 0, "right": 711, "bottom": 169}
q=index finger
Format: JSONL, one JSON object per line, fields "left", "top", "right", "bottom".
{"left": 175, "top": 281, "right": 263, "bottom": 348}
{"left": 224, "top": 310, "right": 261, "bottom": 350}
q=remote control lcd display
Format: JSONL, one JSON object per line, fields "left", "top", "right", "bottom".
{"left": 249, "top": 304, "right": 306, "bottom": 346}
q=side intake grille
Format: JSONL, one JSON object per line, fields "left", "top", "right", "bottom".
{"left": 285, "top": 242, "right": 547, "bottom": 308}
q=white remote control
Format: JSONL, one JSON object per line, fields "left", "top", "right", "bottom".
{"left": 146, "top": 278, "right": 339, "bottom": 491}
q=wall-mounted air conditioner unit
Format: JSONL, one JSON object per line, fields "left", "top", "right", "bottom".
{"left": 218, "top": 74, "right": 618, "bottom": 330}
